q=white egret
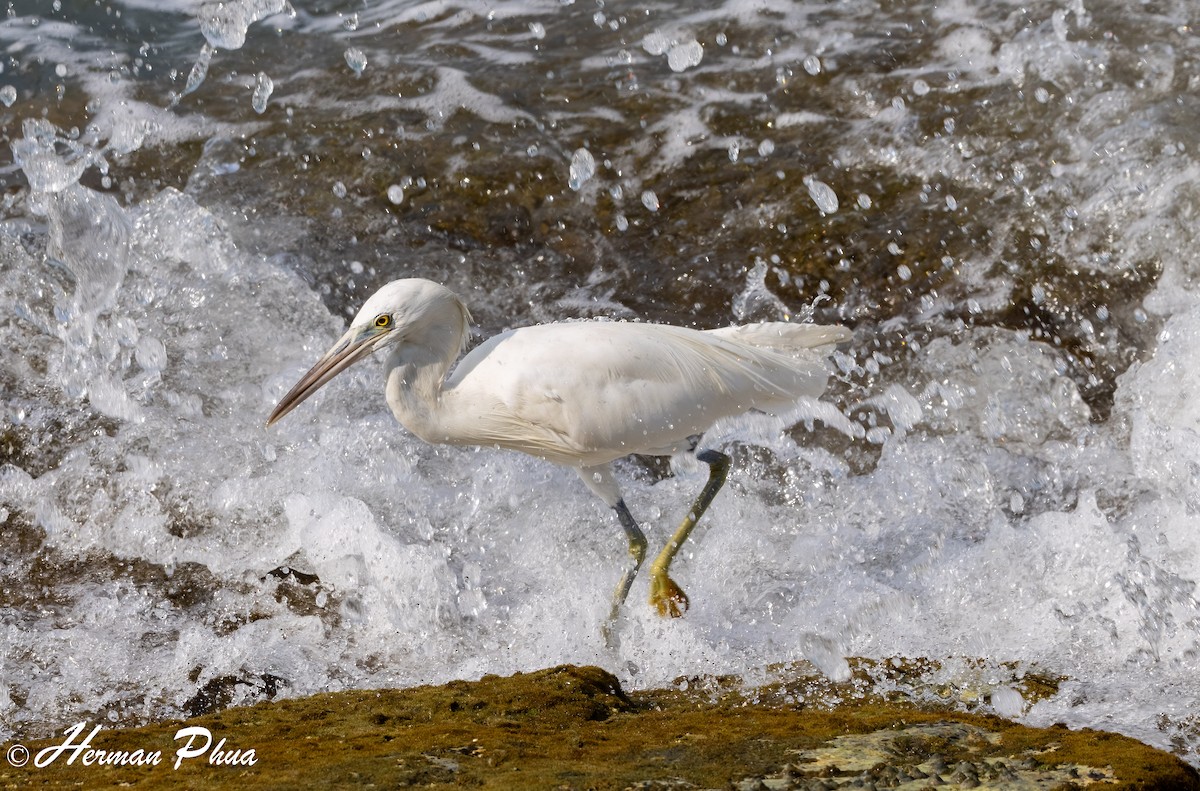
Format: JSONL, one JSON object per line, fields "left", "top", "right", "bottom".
{"left": 268, "top": 279, "right": 849, "bottom": 629}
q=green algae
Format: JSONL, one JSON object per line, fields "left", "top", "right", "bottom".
{"left": 2, "top": 665, "right": 1194, "bottom": 790}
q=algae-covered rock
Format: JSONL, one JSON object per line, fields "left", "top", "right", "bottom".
{"left": 2, "top": 664, "right": 1195, "bottom": 790}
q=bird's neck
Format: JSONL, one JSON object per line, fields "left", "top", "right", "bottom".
{"left": 382, "top": 336, "right": 459, "bottom": 444}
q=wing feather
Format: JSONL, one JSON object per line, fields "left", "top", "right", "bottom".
{"left": 439, "top": 320, "right": 845, "bottom": 466}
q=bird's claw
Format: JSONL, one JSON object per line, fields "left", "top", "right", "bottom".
{"left": 649, "top": 574, "right": 689, "bottom": 618}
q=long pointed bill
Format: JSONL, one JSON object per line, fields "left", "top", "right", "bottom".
{"left": 266, "top": 326, "right": 383, "bottom": 426}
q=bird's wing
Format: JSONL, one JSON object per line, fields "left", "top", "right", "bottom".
{"left": 440, "top": 321, "right": 843, "bottom": 465}
{"left": 707, "top": 322, "right": 852, "bottom": 351}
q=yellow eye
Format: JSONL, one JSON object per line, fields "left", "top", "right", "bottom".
{"left": 374, "top": 314, "right": 392, "bottom": 329}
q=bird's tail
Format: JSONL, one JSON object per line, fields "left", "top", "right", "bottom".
{"left": 707, "top": 322, "right": 851, "bottom": 351}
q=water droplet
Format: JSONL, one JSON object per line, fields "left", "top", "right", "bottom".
{"left": 912, "top": 78, "right": 930, "bottom": 96}
{"left": 183, "top": 44, "right": 214, "bottom": 97}
{"left": 758, "top": 139, "right": 775, "bottom": 157}
{"left": 803, "top": 55, "right": 821, "bottom": 75}
{"left": 642, "top": 30, "right": 670, "bottom": 56}
{"left": 198, "top": 0, "right": 290, "bottom": 50}
{"left": 568, "top": 147, "right": 595, "bottom": 191}
{"left": 667, "top": 40, "right": 703, "bottom": 73}
{"left": 386, "top": 184, "right": 405, "bottom": 204}
{"left": 332, "top": 181, "right": 347, "bottom": 198}
{"left": 344, "top": 47, "right": 367, "bottom": 76}
{"left": 803, "top": 175, "right": 839, "bottom": 213}
{"left": 251, "top": 71, "right": 273, "bottom": 114}
{"left": 640, "top": 190, "right": 659, "bottom": 212}
{"left": 945, "top": 195, "right": 957, "bottom": 211}
{"left": 529, "top": 21, "right": 545, "bottom": 39}
{"left": 0, "top": 85, "right": 15, "bottom": 107}
{"left": 727, "top": 141, "right": 740, "bottom": 163}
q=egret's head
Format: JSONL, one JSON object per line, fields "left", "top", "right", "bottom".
{"left": 266, "top": 278, "right": 470, "bottom": 426}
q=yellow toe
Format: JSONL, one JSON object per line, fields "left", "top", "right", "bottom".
{"left": 649, "top": 574, "right": 689, "bottom": 618}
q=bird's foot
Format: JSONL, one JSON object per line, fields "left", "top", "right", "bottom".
{"left": 601, "top": 619, "right": 620, "bottom": 650}
{"left": 649, "top": 573, "right": 689, "bottom": 618}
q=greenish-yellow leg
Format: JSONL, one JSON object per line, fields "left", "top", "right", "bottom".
{"left": 649, "top": 449, "right": 731, "bottom": 618}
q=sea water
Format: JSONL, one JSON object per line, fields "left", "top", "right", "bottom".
{"left": 0, "top": 0, "right": 1198, "bottom": 766}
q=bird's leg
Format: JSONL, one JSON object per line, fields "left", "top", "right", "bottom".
{"left": 605, "top": 499, "right": 647, "bottom": 636}
{"left": 648, "top": 449, "right": 731, "bottom": 618}
{"left": 576, "top": 464, "right": 647, "bottom": 646}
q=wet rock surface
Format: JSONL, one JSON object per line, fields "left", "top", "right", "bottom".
{"left": 2, "top": 664, "right": 1195, "bottom": 790}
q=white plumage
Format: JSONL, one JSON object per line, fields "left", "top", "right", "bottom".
{"left": 268, "top": 278, "right": 849, "bottom": 635}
